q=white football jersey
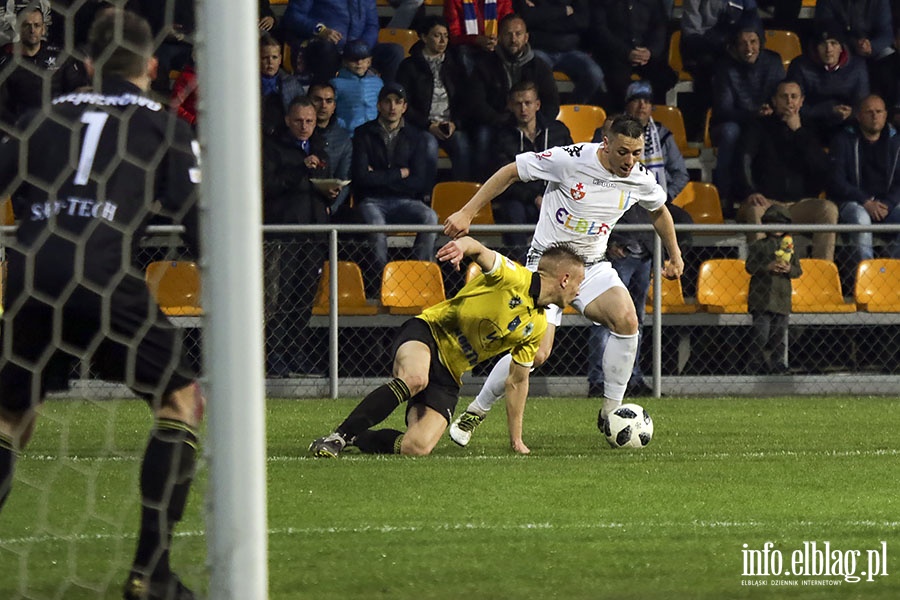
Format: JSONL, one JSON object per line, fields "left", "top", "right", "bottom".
{"left": 515, "top": 142, "right": 666, "bottom": 263}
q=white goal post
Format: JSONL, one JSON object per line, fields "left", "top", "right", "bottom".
{"left": 197, "top": 0, "right": 269, "bottom": 597}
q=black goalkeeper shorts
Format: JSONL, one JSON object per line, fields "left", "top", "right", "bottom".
{"left": 392, "top": 317, "right": 461, "bottom": 424}
{"left": 0, "top": 265, "right": 197, "bottom": 412}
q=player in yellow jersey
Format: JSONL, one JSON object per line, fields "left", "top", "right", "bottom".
{"left": 308, "top": 236, "right": 584, "bottom": 457}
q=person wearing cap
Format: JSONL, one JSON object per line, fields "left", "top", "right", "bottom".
{"left": 351, "top": 82, "right": 439, "bottom": 286}
{"left": 332, "top": 39, "right": 384, "bottom": 134}
{"left": 744, "top": 204, "right": 802, "bottom": 374}
{"left": 786, "top": 20, "right": 870, "bottom": 144}
{"left": 829, "top": 94, "right": 900, "bottom": 263}
{"left": 815, "top": 0, "right": 895, "bottom": 84}
{"left": 735, "top": 79, "right": 837, "bottom": 261}
{"left": 589, "top": 0, "right": 676, "bottom": 112}
{"left": 709, "top": 16, "right": 785, "bottom": 214}
{"left": 282, "top": 0, "right": 404, "bottom": 83}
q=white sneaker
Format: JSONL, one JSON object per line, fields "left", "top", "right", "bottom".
{"left": 449, "top": 411, "right": 485, "bottom": 447}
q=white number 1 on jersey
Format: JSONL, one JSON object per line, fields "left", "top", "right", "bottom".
{"left": 74, "top": 111, "right": 109, "bottom": 186}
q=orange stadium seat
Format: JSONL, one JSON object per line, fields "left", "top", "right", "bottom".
{"left": 672, "top": 181, "right": 724, "bottom": 225}
{"left": 696, "top": 259, "right": 749, "bottom": 313}
{"left": 652, "top": 105, "right": 699, "bottom": 158}
{"left": 792, "top": 259, "right": 856, "bottom": 313}
{"left": 646, "top": 275, "right": 697, "bottom": 314}
{"left": 378, "top": 28, "right": 419, "bottom": 56}
{"left": 855, "top": 259, "right": 900, "bottom": 312}
{"left": 1, "top": 197, "right": 14, "bottom": 225}
{"left": 557, "top": 104, "right": 606, "bottom": 143}
{"left": 668, "top": 31, "right": 692, "bottom": 82}
{"left": 431, "top": 181, "right": 492, "bottom": 224}
{"left": 145, "top": 261, "right": 203, "bottom": 316}
{"left": 381, "top": 260, "right": 446, "bottom": 314}
{"left": 312, "top": 261, "right": 379, "bottom": 315}
{"left": 765, "top": 30, "right": 802, "bottom": 70}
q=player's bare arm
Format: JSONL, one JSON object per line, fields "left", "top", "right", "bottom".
{"left": 436, "top": 236, "right": 497, "bottom": 272}
{"left": 443, "top": 162, "right": 520, "bottom": 238}
{"left": 648, "top": 205, "right": 684, "bottom": 280}
{"left": 504, "top": 360, "right": 532, "bottom": 455}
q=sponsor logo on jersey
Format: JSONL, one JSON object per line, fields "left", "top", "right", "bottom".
{"left": 554, "top": 207, "right": 610, "bottom": 236}
{"left": 592, "top": 179, "right": 617, "bottom": 188}
{"left": 507, "top": 316, "right": 521, "bottom": 332}
{"left": 562, "top": 145, "right": 583, "bottom": 157}
{"left": 570, "top": 182, "right": 586, "bottom": 201}
{"left": 456, "top": 330, "right": 479, "bottom": 366}
{"left": 523, "top": 322, "right": 534, "bottom": 337}
{"left": 508, "top": 295, "right": 522, "bottom": 309}
{"left": 31, "top": 197, "right": 118, "bottom": 222}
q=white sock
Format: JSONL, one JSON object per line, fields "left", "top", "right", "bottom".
{"left": 602, "top": 331, "right": 639, "bottom": 407}
{"left": 466, "top": 353, "right": 512, "bottom": 416}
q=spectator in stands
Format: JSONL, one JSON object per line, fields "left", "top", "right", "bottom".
{"left": 262, "top": 96, "right": 337, "bottom": 377}
{"left": 492, "top": 80, "right": 572, "bottom": 252}
{"left": 589, "top": 0, "right": 676, "bottom": 112}
{"left": 396, "top": 15, "right": 473, "bottom": 183}
{"left": 444, "top": 0, "right": 514, "bottom": 74}
{"left": 888, "top": 28, "right": 900, "bottom": 128}
{"left": 332, "top": 39, "right": 384, "bottom": 134}
{"left": 281, "top": 0, "right": 404, "bottom": 83}
{"left": 736, "top": 80, "right": 838, "bottom": 261}
{"left": 829, "top": 94, "right": 900, "bottom": 262}
{"left": 515, "top": 0, "right": 606, "bottom": 106}
{"left": 351, "top": 83, "right": 438, "bottom": 283}
{"left": 745, "top": 204, "right": 802, "bottom": 375}
{"left": 260, "top": 33, "right": 305, "bottom": 139}
{"left": 612, "top": 81, "right": 694, "bottom": 248}
{"left": 586, "top": 203, "right": 655, "bottom": 398}
{"left": 0, "top": 1, "right": 52, "bottom": 47}
{"left": 710, "top": 17, "right": 785, "bottom": 212}
{"left": 170, "top": 54, "right": 198, "bottom": 128}
{"left": 466, "top": 13, "right": 559, "bottom": 179}
{"left": 309, "top": 80, "right": 353, "bottom": 216}
{"left": 680, "top": 0, "right": 758, "bottom": 117}
{"left": 259, "top": 0, "right": 277, "bottom": 34}
{"left": 130, "top": 0, "right": 195, "bottom": 92}
{"left": 787, "top": 20, "right": 870, "bottom": 145}
{"left": 388, "top": 0, "right": 424, "bottom": 29}
{"left": 0, "top": 7, "right": 86, "bottom": 126}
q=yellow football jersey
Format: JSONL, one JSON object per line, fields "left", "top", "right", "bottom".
{"left": 418, "top": 253, "right": 548, "bottom": 384}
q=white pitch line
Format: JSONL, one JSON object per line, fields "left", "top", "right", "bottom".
{"left": 2, "top": 520, "right": 898, "bottom": 547}
{"left": 23, "top": 447, "right": 900, "bottom": 463}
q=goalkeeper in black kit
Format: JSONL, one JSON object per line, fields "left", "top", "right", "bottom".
{"left": 0, "top": 10, "right": 202, "bottom": 600}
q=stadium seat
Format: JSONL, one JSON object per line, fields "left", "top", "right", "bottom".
{"left": 381, "top": 260, "right": 446, "bottom": 314}
{"left": 431, "top": 181, "right": 492, "bottom": 224}
{"left": 282, "top": 43, "right": 292, "bottom": 74}
{"left": 378, "top": 28, "right": 419, "bottom": 56}
{"left": 1, "top": 196, "right": 14, "bottom": 225}
{"left": 668, "top": 31, "right": 692, "bottom": 82}
{"left": 855, "top": 259, "right": 900, "bottom": 312}
{"left": 792, "top": 259, "right": 856, "bottom": 313}
{"left": 145, "top": 261, "right": 203, "bottom": 316}
{"left": 651, "top": 105, "right": 699, "bottom": 158}
{"left": 312, "top": 261, "right": 379, "bottom": 315}
{"left": 696, "top": 259, "right": 749, "bottom": 313}
{"left": 646, "top": 275, "right": 697, "bottom": 314}
{"left": 765, "top": 30, "right": 802, "bottom": 71}
{"left": 703, "top": 108, "right": 713, "bottom": 150}
{"left": 557, "top": 104, "right": 606, "bottom": 143}
{"left": 672, "top": 181, "right": 724, "bottom": 225}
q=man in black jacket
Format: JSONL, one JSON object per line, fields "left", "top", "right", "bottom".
{"left": 466, "top": 13, "right": 559, "bottom": 179}
{"left": 492, "top": 80, "right": 573, "bottom": 251}
{"left": 396, "top": 15, "right": 473, "bottom": 182}
{"left": 352, "top": 82, "right": 438, "bottom": 283}
{"left": 262, "top": 96, "right": 336, "bottom": 376}
{"left": 735, "top": 79, "right": 838, "bottom": 260}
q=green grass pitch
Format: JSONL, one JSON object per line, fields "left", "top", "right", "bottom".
{"left": 0, "top": 395, "right": 898, "bottom": 599}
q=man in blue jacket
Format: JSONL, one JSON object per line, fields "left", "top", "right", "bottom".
{"left": 282, "top": 0, "right": 404, "bottom": 82}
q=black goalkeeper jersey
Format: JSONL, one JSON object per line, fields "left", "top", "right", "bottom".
{"left": 0, "top": 78, "right": 199, "bottom": 290}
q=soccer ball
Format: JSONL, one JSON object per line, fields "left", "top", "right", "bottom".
{"left": 603, "top": 403, "right": 653, "bottom": 449}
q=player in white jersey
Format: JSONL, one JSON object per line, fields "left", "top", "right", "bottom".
{"left": 443, "top": 114, "right": 684, "bottom": 453}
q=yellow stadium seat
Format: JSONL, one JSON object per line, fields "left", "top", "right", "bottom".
{"left": 282, "top": 43, "right": 292, "bottom": 74}
{"left": 431, "top": 181, "right": 492, "bottom": 224}
{"left": 557, "top": 104, "right": 606, "bottom": 143}
{"left": 696, "top": 259, "right": 749, "bottom": 313}
{"left": 1, "top": 197, "right": 14, "bottom": 225}
{"left": 668, "top": 31, "right": 692, "bottom": 82}
{"left": 792, "top": 259, "right": 855, "bottom": 313}
{"left": 145, "top": 261, "right": 203, "bottom": 316}
{"left": 703, "top": 108, "right": 714, "bottom": 149}
{"left": 855, "top": 259, "right": 900, "bottom": 312}
{"left": 651, "top": 105, "right": 699, "bottom": 158}
{"left": 672, "top": 181, "right": 724, "bottom": 225}
{"left": 646, "top": 275, "right": 697, "bottom": 314}
{"left": 312, "top": 261, "right": 379, "bottom": 315}
{"left": 381, "top": 260, "right": 446, "bottom": 314}
{"left": 765, "top": 30, "right": 802, "bottom": 70}
{"left": 378, "top": 28, "right": 419, "bottom": 56}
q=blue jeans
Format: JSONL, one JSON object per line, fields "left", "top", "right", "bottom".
{"left": 587, "top": 255, "right": 651, "bottom": 387}
{"left": 712, "top": 121, "right": 741, "bottom": 213}
{"left": 423, "top": 128, "right": 473, "bottom": 183}
{"left": 839, "top": 201, "right": 900, "bottom": 261}
{"left": 358, "top": 197, "right": 438, "bottom": 269}
{"left": 387, "top": 0, "right": 424, "bottom": 28}
{"left": 532, "top": 48, "right": 606, "bottom": 104}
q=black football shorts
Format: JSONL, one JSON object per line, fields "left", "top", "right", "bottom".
{"left": 392, "top": 317, "right": 461, "bottom": 424}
